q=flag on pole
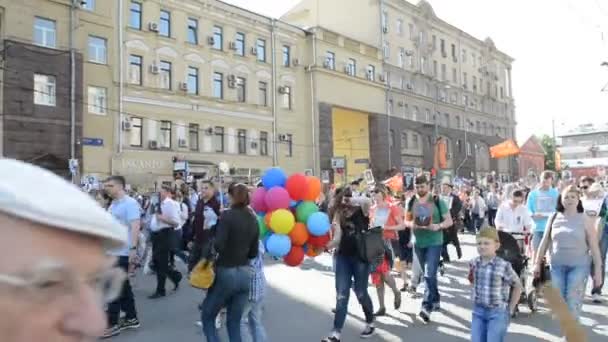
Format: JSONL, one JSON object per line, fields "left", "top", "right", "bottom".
{"left": 433, "top": 137, "right": 448, "bottom": 170}
{"left": 383, "top": 174, "right": 403, "bottom": 192}
{"left": 555, "top": 150, "right": 561, "bottom": 171}
{"left": 489, "top": 139, "right": 520, "bottom": 158}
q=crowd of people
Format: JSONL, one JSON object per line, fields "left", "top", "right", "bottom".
{"left": 3, "top": 156, "right": 604, "bottom": 342}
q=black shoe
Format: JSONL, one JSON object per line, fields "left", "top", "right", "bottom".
{"left": 331, "top": 308, "right": 336, "bottom": 314}
{"left": 360, "top": 325, "right": 376, "bottom": 338}
{"left": 374, "top": 308, "right": 386, "bottom": 317}
{"left": 419, "top": 308, "right": 430, "bottom": 324}
{"left": 101, "top": 325, "right": 121, "bottom": 339}
{"left": 439, "top": 265, "right": 446, "bottom": 276}
{"left": 321, "top": 336, "right": 340, "bottom": 342}
{"left": 394, "top": 293, "right": 402, "bottom": 310}
{"left": 119, "top": 318, "right": 140, "bottom": 331}
{"left": 148, "top": 292, "right": 166, "bottom": 299}
{"left": 173, "top": 273, "right": 183, "bottom": 291}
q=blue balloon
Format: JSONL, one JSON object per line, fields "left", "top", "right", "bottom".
{"left": 263, "top": 233, "right": 272, "bottom": 251}
{"left": 262, "top": 167, "right": 287, "bottom": 189}
{"left": 266, "top": 234, "right": 292, "bottom": 257}
{"left": 289, "top": 200, "right": 298, "bottom": 208}
{"left": 307, "top": 212, "right": 331, "bottom": 237}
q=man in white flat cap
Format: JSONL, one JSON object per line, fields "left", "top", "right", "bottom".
{"left": 0, "top": 159, "right": 128, "bottom": 342}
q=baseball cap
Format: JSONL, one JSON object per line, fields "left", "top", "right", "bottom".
{"left": 0, "top": 159, "right": 127, "bottom": 248}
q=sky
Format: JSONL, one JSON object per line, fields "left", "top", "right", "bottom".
{"left": 222, "top": 0, "right": 608, "bottom": 144}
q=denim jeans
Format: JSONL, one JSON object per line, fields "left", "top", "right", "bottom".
{"left": 202, "top": 266, "right": 252, "bottom": 342}
{"left": 241, "top": 298, "right": 267, "bottom": 342}
{"left": 591, "top": 225, "right": 608, "bottom": 295}
{"left": 106, "top": 256, "right": 137, "bottom": 326}
{"left": 471, "top": 304, "right": 510, "bottom": 342}
{"left": 551, "top": 263, "right": 589, "bottom": 320}
{"left": 415, "top": 245, "right": 442, "bottom": 312}
{"left": 333, "top": 254, "right": 374, "bottom": 332}
{"left": 532, "top": 231, "right": 545, "bottom": 253}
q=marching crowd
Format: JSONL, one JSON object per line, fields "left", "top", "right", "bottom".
{"left": 92, "top": 168, "right": 608, "bottom": 342}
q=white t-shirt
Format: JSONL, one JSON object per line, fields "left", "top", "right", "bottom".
{"left": 495, "top": 201, "right": 534, "bottom": 234}
{"left": 582, "top": 197, "right": 604, "bottom": 217}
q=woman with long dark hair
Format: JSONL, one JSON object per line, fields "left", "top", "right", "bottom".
{"left": 323, "top": 187, "right": 375, "bottom": 342}
{"left": 201, "top": 183, "right": 260, "bottom": 342}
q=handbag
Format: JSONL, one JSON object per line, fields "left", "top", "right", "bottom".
{"left": 189, "top": 259, "right": 215, "bottom": 289}
{"left": 355, "top": 226, "right": 385, "bottom": 264}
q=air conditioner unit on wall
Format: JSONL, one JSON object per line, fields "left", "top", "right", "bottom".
{"left": 250, "top": 47, "right": 258, "bottom": 55}
{"left": 207, "top": 36, "right": 215, "bottom": 45}
{"left": 178, "top": 139, "right": 187, "bottom": 148}
{"left": 228, "top": 42, "right": 237, "bottom": 50}
{"left": 292, "top": 58, "right": 300, "bottom": 67}
{"left": 148, "top": 140, "right": 159, "bottom": 149}
{"left": 278, "top": 86, "right": 288, "bottom": 94}
{"left": 121, "top": 119, "right": 132, "bottom": 131}
{"left": 250, "top": 141, "right": 258, "bottom": 149}
{"left": 278, "top": 134, "right": 287, "bottom": 141}
{"left": 148, "top": 22, "right": 159, "bottom": 32}
{"left": 379, "top": 74, "right": 386, "bottom": 82}
{"left": 205, "top": 127, "right": 214, "bottom": 135}
{"left": 149, "top": 64, "right": 160, "bottom": 74}
{"left": 178, "top": 82, "right": 188, "bottom": 91}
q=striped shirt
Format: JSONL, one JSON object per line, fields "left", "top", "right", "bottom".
{"left": 249, "top": 240, "right": 266, "bottom": 302}
{"left": 470, "top": 256, "right": 519, "bottom": 309}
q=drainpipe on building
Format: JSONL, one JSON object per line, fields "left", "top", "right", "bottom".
{"left": 118, "top": 0, "right": 124, "bottom": 159}
{"left": 310, "top": 30, "right": 319, "bottom": 175}
{"left": 379, "top": 0, "right": 391, "bottom": 171}
{"left": 271, "top": 19, "right": 278, "bottom": 166}
{"left": 69, "top": 1, "right": 77, "bottom": 183}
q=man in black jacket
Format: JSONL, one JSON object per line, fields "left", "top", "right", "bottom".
{"left": 189, "top": 181, "right": 221, "bottom": 272}
{"left": 439, "top": 182, "right": 463, "bottom": 272}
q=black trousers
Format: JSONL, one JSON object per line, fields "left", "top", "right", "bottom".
{"left": 152, "top": 228, "right": 182, "bottom": 294}
{"left": 107, "top": 256, "right": 137, "bottom": 326}
{"left": 487, "top": 208, "right": 498, "bottom": 227}
{"left": 440, "top": 226, "right": 462, "bottom": 263}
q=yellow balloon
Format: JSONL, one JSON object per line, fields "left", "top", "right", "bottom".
{"left": 269, "top": 209, "right": 296, "bottom": 235}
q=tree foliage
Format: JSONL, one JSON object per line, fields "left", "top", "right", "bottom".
{"left": 539, "top": 134, "right": 556, "bottom": 171}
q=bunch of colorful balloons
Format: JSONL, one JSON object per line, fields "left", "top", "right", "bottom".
{"left": 252, "top": 167, "right": 332, "bottom": 267}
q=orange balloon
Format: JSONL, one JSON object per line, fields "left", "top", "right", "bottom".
{"left": 264, "top": 212, "right": 272, "bottom": 227}
{"left": 306, "top": 247, "right": 322, "bottom": 257}
{"left": 289, "top": 223, "right": 309, "bottom": 246}
{"left": 304, "top": 176, "right": 322, "bottom": 201}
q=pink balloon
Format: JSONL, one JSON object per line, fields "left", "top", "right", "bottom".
{"left": 251, "top": 187, "right": 268, "bottom": 212}
{"left": 265, "top": 187, "right": 291, "bottom": 211}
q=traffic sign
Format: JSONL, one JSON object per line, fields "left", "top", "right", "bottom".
{"left": 331, "top": 157, "right": 345, "bottom": 169}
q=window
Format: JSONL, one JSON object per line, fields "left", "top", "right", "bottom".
{"left": 462, "top": 49, "right": 467, "bottom": 63}
{"left": 451, "top": 43, "right": 456, "bottom": 59}
{"left": 388, "top": 99, "right": 393, "bottom": 115}
{"left": 425, "top": 109, "right": 431, "bottom": 123}
{"left": 441, "top": 64, "right": 447, "bottom": 81}
{"left": 367, "top": 65, "right": 375, "bottom": 81}
{"left": 189, "top": 124, "right": 199, "bottom": 151}
{"left": 401, "top": 131, "right": 409, "bottom": 149}
{"left": 187, "top": 18, "right": 198, "bottom": 44}
{"left": 432, "top": 35, "right": 437, "bottom": 49}
{"left": 483, "top": 122, "right": 488, "bottom": 135}
{"left": 159, "top": 61, "right": 172, "bottom": 90}
{"left": 187, "top": 67, "right": 199, "bottom": 95}
{"left": 236, "top": 77, "right": 246, "bottom": 102}
{"left": 213, "top": 26, "right": 223, "bottom": 50}
{"left": 381, "top": 11, "right": 388, "bottom": 31}
{"left": 237, "top": 129, "right": 247, "bottom": 154}
{"left": 213, "top": 72, "right": 223, "bottom": 99}
{"left": 480, "top": 78, "right": 484, "bottom": 93}
{"left": 408, "top": 23, "right": 415, "bottom": 39}
{"left": 129, "top": 2, "right": 142, "bottom": 29}
{"left": 476, "top": 121, "right": 481, "bottom": 132}
{"left": 256, "top": 39, "right": 266, "bottom": 62}
{"left": 286, "top": 134, "right": 293, "bottom": 157}
{"left": 87, "top": 86, "right": 107, "bottom": 115}
{"left": 452, "top": 68, "right": 457, "bottom": 83}
{"left": 467, "top": 142, "right": 472, "bottom": 156}
{"left": 260, "top": 131, "right": 268, "bottom": 156}
{"left": 440, "top": 39, "right": 446, "bottom": 56}
{"left": 490, "top": 124, "right": 495, "bottom": 135}
{"left": 88, "top": 36, "right": 107, "bottom": 64}
{"left": 397, "top": 19, "right": 403, "bottom": 36}
{"left": 34, "top": 17, "right": 56, "bottom": 48}
{"left": 130, "top": 117, "right": 143, "bottom": 147}
{"left": 235, "top": 32, "right": 245, "bottom": 56}
{"left": 463, "top": 72, "right": 468, "bottom": 88}
{"left": 398, "top": 48, "right": 405, "bottom": 68}
{"left": 473, "top": 76, "right": 477, "bottom": 91}
{"left": 457, "top": 140, "right": 462, "bottom": 154}
{"left": 433, "top": 60, "right": 438, "bottom": 76}
{"left": 407, "top": 55, "right": 414, "bottom": 69}
{"left": 160, "top": 121, "right": 172, "bottom": 149}
{"left": 81, "top": 0, "right": 95, "bottom": 11}
{"left": 258, "top": 81, "right": 268, "bottom": 106}
{"left": 389, "top": 130, "right": 395, "bottom": 148}
{"left": 347, "top": 58, "right": 356, "bottom": 76}
{"left": 412, "top": 133, "right": 419, "bottom": 149}
{"left": 214, "top": 126, "right": 224, "bottom": 152}
{"left": 383, "top": 42, "right": 390, "bottom": 59}
{"left": 325, "top": 51, "right": 336, "bottom": 69}
{"left": 412, "top": 106, "right": 418, "bottom": 121}
{"left": 500, "top": 87, "right": 504, "bottom": 99}
{"left": 472, "top": 53, "right": 476, "bottom": 66}
{"left": 444, "top": 113, "right": 450, "bottom": 127}
{"left": 281, "top": 86, "right": 292, "bottom": 109}
{"left": 282, "top": 45, "right": 291, "bottom": 67}
{"left": 129, "top": 55, "right": 142, "bottom": 85}
{"left": 34, "top": 74, "right": 56, "bottom": 106}
{"left": 159, "top": 10, "right": 171, "bottom": 37}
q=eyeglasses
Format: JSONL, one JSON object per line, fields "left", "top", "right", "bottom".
{"left": 0, "top": 261, "right": 126, "bottom": 305}
{"left": 580, "top": 185, "right": 589, "bottom": 190}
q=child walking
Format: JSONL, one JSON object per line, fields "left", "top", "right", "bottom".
{"left": 469, "top": 227, "right": 522, "bottom": 342}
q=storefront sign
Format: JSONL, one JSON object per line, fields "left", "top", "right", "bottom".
{"left": 121, "top": 159, "right": 164, "bottom": 170}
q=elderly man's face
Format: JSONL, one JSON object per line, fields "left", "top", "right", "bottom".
{"left": 0, "top": 213, "right": 109, "bottom": 341}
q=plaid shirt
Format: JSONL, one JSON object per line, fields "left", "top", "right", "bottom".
{"left": 470, "top": 256, "right": 519, "bottom": 308}
{"left": 249, "top": 240, "right": 266, "bottom": 302}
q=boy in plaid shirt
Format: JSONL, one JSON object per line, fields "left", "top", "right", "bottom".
{"left": 469, "top": 227, "right": 522, "bottom": 342}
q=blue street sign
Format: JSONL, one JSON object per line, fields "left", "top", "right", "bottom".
{"left": 82, "top": 138, "right": 104, "bottom": 146}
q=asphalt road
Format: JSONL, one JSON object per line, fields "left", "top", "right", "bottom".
{"left": 113, "top": 234, "right": 608, "bottom": 341}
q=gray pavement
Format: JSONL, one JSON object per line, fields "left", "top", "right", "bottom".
{"left": 114, "top": 234, "right": 608, "bottom": 341}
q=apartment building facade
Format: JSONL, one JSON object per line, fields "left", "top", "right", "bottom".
{"left": 559, "top": 123, "right": 608, "bottom": 179}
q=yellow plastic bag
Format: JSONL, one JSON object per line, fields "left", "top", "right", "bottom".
{"left": 189, "top": 259, "right": 215, "bottom": 289}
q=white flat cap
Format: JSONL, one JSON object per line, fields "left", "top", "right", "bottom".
{"left": 0, "top": 159, "right": 127, "bottom": 248}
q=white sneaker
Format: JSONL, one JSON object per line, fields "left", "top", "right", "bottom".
{"left": 195, "top": 321, "right": 202, "bottom": 327}
{"left": 215, "top": 315, "right": 222, "bottom": 329}
{"left": 592, "top": 293, "right": 603, "bottom": 304}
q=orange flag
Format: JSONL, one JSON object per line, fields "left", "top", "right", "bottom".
{"left": 433, "top": 138, "right": 448, "bottom": 169}
{"left": 383, "top": 174, "right": 403, "bottom": 192}
{"left": 555, "top": 150, "right": 562, "bottom": 171}
{"left": 490, "top": 139, "right": 520, "bottom": 158}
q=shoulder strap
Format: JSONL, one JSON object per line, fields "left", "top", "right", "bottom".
{"left": 407, "top": 196, "right": 416, "bottom": 212}
{"left": 433, "top": 195, "right": 445, "bottom": 217}
{"left": 546, "top": 212, "right": 558, "bottom": 237}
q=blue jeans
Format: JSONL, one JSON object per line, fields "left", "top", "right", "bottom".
{"left": 202, "top": 266, "right": 252, "bottom": 342}
{"left": 333, "top": 254, "right": 374, "bottom": 332}
{"left": 241, "top": 298, "right": 267, "bottom": 342}
{"left": 551, "top": 263, "right": 589, "bottom": 320}
{"left": 532, "top": 231, "right": 545, "bottom": 252}
{"left": 592, "top": 225, "right": 608, "bottom": 295}
{"left": 415, "top": 245, "right": 442, "bottom": 312}
{"left": 471, "top": 304, "right": 510, "bottom": 342}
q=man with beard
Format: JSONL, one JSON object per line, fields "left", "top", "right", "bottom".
{"left": 404, "top": 175, "right": 452, "bottom": 324}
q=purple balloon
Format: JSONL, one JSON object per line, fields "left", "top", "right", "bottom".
{"left": 265, "top": 187, "right": 291, "bottom": 211}
{"left": 251, "top": 187, "right": 268, "bottom": 213}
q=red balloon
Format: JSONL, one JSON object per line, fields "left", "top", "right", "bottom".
{"left": 307, "top": 233, "right": 330, "bottom": 248}
{"left": 284, "top": 246, "right": 305, "bottom": 267}
{"left": 285, "top": 173, "right": 309, "bottom": 201}
{"left": 304, "top": 176, "right": 322, "bottom": 201}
